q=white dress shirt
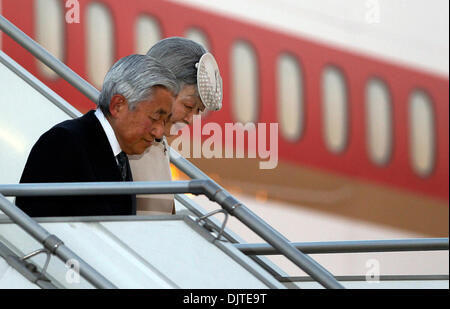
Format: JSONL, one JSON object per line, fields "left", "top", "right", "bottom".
{"left": 94, "top": 108, "right": 122, "bottom": 159}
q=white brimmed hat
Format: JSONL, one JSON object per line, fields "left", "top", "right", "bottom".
{"left": 196, "top": 53, "right": 223, "bottom": 111}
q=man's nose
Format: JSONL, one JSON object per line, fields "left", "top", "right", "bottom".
{"left": 151, "top": 121, "right": 165, "bottom": 139}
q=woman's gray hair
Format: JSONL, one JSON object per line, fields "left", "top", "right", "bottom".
{"left": 98, "top": 54, "right": 179, "bottom": 116}
{"left": 146, "top": 37, "right": 207, "bottom": 89}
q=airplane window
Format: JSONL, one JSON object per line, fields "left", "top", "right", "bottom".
{"left": 35, "top": 0, "right": 65, "bottom": 79}
{"left": 185, "top": 28, "right": 210, "bottom": 51}
{"left": 277, "top": 53, "right": 303, "bottom": 141}
{"left": 231, "top": 40, "right": 259, "bottom": 124}
{"left": 322, "top": 66, "right": 348, "bottom": 154}
{"left": 366, "top": 78, "right": 392, "bottom": 166}
{"left": 409, "top": 90, "right": 436, "bottom": 177}
{"left": 135, "top": 15, "right": 161, "bottom": 55}
{"left": 86, "top": 2, "right": 114, "bottom": 89}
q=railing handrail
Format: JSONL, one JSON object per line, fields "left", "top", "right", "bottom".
{"left": 0, "top": 180, "right": 201, "bottom": 197}
{"left": 235, "top": 238, "right": 450, "bottom": 255}
{"left": 0, "top": 14, "right": 344, "bottom": 289}
{"left": 0, "top": 16, "right": 99, "bottom": 103}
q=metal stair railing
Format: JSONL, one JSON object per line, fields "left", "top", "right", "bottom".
{"left": 0, "top": 17, "right": 99, "bottom": 103}
{"left": 0, "top": 180, "right": 339, "bottom": 287}
{"left": 0, "top": 239, "right": 58, "bottom": 289}
{"left": 0, "top": 14, "right": 344, "bottom": 289}
{"left": 235, "top": 238, "right": 449, "bottom": 284}
{"left": 0, "top": 194, "right": 116, "bottom": 288}
{"left": 235, "top": 238, "right": 450, "bottom": 255}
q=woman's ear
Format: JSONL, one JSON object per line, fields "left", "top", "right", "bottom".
{"left": 109, "top": 94, "right": 127, "bottom": 118}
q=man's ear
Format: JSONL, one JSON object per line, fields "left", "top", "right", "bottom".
{"left": 109, "top": 94, "right": 127, "bottom": 118}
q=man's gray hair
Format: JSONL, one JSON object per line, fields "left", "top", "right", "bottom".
{"left": 146, "top": 37, "right": 206, "bottom": 89}
{"left": 98, "top": 54, "right": 179, "bottom": 116}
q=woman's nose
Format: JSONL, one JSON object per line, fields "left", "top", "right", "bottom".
{"left": 184, "top": 110, "right": 195, "bottom": 125}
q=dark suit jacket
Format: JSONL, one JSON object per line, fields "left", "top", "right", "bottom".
{"left": 15, "top": 110, "right": 136, "bottom": 217}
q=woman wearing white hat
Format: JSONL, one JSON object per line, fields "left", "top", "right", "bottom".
{"left": 129, "top": 37, "right": 223, "bottom": 215}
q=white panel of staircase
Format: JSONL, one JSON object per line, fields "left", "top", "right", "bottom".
{"left": 0, "top": 217, "right": 275, "bottom": 288}
{"left": 99, "top": 219, "right": 271, "bottom": 288}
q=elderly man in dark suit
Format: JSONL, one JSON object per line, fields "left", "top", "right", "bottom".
{"left": 15, "top": 54, "right": 178, "bottom": 217}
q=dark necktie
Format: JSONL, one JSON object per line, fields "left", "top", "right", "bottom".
{"left": 116, "top": 151, "right": 136, "bottom": 214}
{"left": 116, "top": 151, "right": 132, "bottom": 181}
